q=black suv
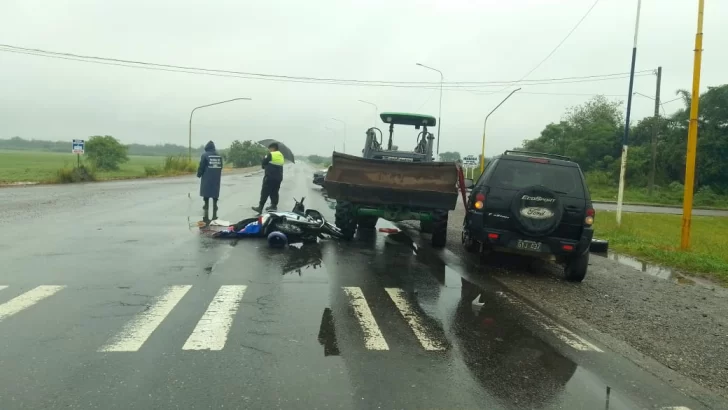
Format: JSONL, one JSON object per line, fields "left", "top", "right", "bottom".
{"left": 462, "top": 150, "right": 595, "bottom": 282}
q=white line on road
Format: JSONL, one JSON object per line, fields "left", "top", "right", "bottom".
{"left": 495, "top": 291, "right": 603, "bottom": 352}
{"left": 343, "top": 287, "right": 389, "bottom": 350}
{"left": 0, "top": 286, "right": 7, "bottom": 292}
{"left": 182, "top": 285, "right": 247, "bottom": 351}
{"left": 384, "top": 288, "right": 446, "bottom": 351}
{"left": 660, "top": 407, "right": 692, "bottom": 410}
{"left": 0, "top": 285, "right": 65, "bottom": 322}
{"left": 99, "top": 285, "right": 192, "bottom": 352}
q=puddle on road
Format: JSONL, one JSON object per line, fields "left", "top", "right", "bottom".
{"left": 454, "top": 279, "right": 639, "bottom": 410}
{"left": 595, "top": 252, "right": 714, "bottom": 287}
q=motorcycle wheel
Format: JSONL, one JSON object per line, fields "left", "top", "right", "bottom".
{"left": 267, "top": 231, "right": 288, "bottom": 248}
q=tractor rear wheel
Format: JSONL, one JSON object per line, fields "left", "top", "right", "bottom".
{"left": 431, "top": 210, "right": 448, "bottom": 248}
{"left": 358, "top": 216, "right": 378, "bottom": 230}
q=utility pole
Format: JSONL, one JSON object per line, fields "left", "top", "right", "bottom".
{"left": 681, "top": 0, "right": 706, "bottom": 250}
{"left": 648, "top": 66, "right": 662, "bottom": 195}
{"left": 616, "top": 0, "right": 642, "bottom": 226}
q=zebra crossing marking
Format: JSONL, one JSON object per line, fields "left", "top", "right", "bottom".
{"left": 343, "top": 286, "right": 389, "bottom": 350}
{"left": 99, "top": 285, "right": 192, "bottom": 352}
{"left": 384, "top": 287, "right": 446, "bottom": 351}
{"left": 183, "top": 285, "right": 247, "bottom": 351}
{"left": 0, "top": 285, "right": 65, "bottom": 322}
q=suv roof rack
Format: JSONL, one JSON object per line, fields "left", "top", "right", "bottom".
{"left": 502, "top": 150, "right": 572, "bottom": 161}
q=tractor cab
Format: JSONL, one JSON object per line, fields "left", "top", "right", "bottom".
{"left": 363, "top": 112, "right": 437, "bottom": 162}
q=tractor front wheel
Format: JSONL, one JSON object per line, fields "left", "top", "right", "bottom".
{"left": 335, "top": 201, "right": 357, "bottom": 240}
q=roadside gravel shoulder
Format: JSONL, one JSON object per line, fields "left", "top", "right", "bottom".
{"left": 446, "top": 205, "right": 728, "bottom": 401}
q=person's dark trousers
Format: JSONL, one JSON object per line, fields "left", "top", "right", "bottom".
{"left": 258, "top": 177, "right": 282, "bottom": 209}
{"left": 203, "top": 197, "right": 219, "bottom": 221}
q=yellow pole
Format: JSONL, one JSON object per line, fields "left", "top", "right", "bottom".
{"left": 480, "top": 121, "right": 487, "bottom": 173}
{"left": 680, "top": 0, "right": 705, "bottom": 250}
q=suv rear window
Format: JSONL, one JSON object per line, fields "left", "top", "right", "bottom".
{"left": 490, "top": 159, "right": 585, "bottom": 197}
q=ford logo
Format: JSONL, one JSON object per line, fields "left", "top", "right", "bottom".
{"left": 520, "top": 207, "right": 554, "bottom": 219}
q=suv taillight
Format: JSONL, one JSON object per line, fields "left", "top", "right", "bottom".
{"left": 474, "top": 193, "right": 485, "bottom": 210}
{"left": 585, "top": 208, "right": 595, "bottom": 225}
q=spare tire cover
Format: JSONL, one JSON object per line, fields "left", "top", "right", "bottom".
{"left": 510, "top": 186, "right": 563, "bottom": 236}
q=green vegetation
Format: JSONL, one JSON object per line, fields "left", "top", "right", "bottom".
{"left": 0, "top": 137, "right": 268, "bottom": 184}
{"left": 0, "top": 136, "right": 193, "bottom": 157}
{"left": 0, "top": 150, "right": 168, "bottom": 183}
{"left": 306, "top": 155, "right": 332, "bottom": 168}
{"left": 595, "top": 211, "right": 728, "bottom": 285}
{"left": 56, "top": 165, "right": 96, "bottom": 183}
{"left": 227, "top": 140, "right": 267, "bottom": 168}
{"left": 520, "top": 85, "right": 728, "bottom": 206}
{"left": 86, "top": 135, "right": 129, "bottom": 170}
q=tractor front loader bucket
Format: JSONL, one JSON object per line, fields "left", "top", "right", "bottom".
{"left": 323, "top": 152, "right": 459, "bottom": 211}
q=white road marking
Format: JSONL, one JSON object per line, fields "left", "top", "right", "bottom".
{"left": 660, "top": 407, "right": 692, "bottom": 410}
{"left": 182, "top": 285, "right": 247, "bottom": 351}
{"left": 495, "top": 291, "right": 603, "bottom": 352}
{"left": 99, "top": 285, "right": 192, "bottom": 352}
{"left": 384, "top": 287, "right": 446, "bottom": 351}
{"left": 0, "top": 285, "right": 65, "bottom": 322}
{"left": 343, "top": 287, "right": 389, "bottom": 350}
{"left": 0, "top": 286, "right": 7, "bottom": 292}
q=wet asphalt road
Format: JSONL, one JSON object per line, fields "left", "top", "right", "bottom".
{"left": 0, "top": 164, "right": 717, "bottom": 410}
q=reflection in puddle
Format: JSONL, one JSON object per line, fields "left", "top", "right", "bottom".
{"left": 455, "top": 279, "right": 636, "bottom": 409}
{"left": 317, "top": 307, "right": 340, "bottom": 356}
{"left": 597, "top": 252, "right": 711, "bottom": 287}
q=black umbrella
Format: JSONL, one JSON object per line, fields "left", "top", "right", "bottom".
{"left": 258, "top": 139, "right": 295, "bottom": 163}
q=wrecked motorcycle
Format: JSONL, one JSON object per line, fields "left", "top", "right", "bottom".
{"left": 213, "top": 197, "right": 343, "bottom": 247}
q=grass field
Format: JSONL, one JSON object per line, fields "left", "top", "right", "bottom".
{"left": 589, "top": 185, "right": 728, "bottom": 209}
{"left": 595, "top": 211, "right": 728, "bottom": 285}
{"left": 0, "top": 150, "right": 171, "bottom": 183}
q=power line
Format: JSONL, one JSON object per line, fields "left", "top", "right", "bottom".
{"left": 484, "top": 0, "right": 602, "bottom": 96}
{"left": 0, "top": 43, "right": 650, "bottom": 90}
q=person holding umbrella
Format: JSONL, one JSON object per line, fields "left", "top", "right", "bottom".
{"left": 197, "top": 140, "right": 223, "bottom": 221}
{"left": 252, "top": 142, "right": 285, "bottom": 213}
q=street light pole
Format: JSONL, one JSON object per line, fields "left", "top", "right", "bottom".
{"left": 416, "top": 63, "right": 444, "bottom": 155}
{"left": 357, "top": 100, "right": 379, "bottom": 127}
{"left": 325, "top": 126, "right": 336, "bottom": 152}
{"left": 188, "top": 97, "right": 252, "bottom": 160}
{"left": 331, "top": 118, "right": 347, "bottom": 154}
{"left": 480, "top": 88, "right": 521, "bottom": 173}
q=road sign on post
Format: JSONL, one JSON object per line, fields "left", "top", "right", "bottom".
{"left": 72, "top": 139, "right": 85, "bottom": 154}
{"left": 72, "top": 139, "right": 84, "bottom": 168}
{"left": 461, "top": 155, "right": 478, "bottom": 179}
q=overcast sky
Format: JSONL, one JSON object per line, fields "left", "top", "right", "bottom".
{"left": 1, "top": 0, "right": 726, "bottom": 158}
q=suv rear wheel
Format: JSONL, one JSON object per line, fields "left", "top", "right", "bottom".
{"left": 461, "top": 230, "right": 480, "bottom": 253}
{"left": 564, "top": 251, "right": 589, "bottom": 282}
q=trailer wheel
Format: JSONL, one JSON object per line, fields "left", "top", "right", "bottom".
{"left": 358, "top": 216, "right": 378, "bottom": 230}
{"left": 431, "top": 210, "right": 448, "bottom": 248}
{"left": 335, "top": 201, "right": 357, "bottom": 240}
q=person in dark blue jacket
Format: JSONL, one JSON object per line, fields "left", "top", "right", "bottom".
{"left": 197, "top": 140, "right": 223, "bottom": 221}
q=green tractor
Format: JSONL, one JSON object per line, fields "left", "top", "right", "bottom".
{"left": 323, "top": 112, "right": 462, "bottom": 247}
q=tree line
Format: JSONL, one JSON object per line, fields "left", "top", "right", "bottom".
{"left": 521, "top": 83, "right": 728, "bottom": 194}
{"left": 0, "top": 136, "right": 195, "bottom": 157}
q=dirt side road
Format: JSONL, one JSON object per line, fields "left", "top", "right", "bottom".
{"left": 444, "top": 203, "right": 728, "bottom": 402}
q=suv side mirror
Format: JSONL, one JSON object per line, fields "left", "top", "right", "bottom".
{"left": 463, "top": 179, "right": 474, "bottom": 189}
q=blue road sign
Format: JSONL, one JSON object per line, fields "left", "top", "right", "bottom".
{"left": 72, "top": 139, "right": 85, "bottom": 154}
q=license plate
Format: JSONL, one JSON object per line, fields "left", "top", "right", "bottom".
{"left": 516, "top": 240, "right": 542, "bottom": 252}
